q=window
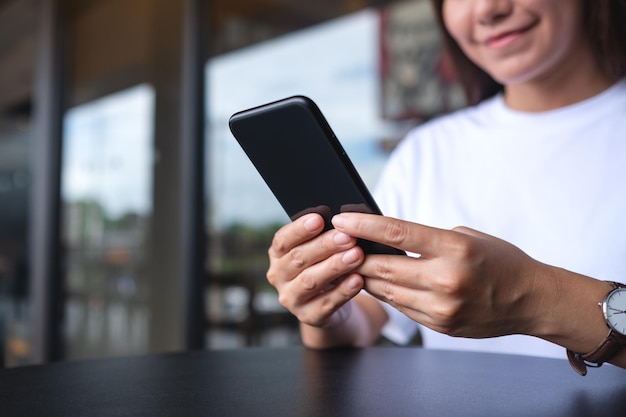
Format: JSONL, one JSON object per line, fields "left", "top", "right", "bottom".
{"left": 0, "top": 0, "right": 462, "bottom": 364}
{"left": 61, "top": 84, "right": 155, "bottom": 359}
{"left": 205, "top": 0, "right": 462, "bottom": 348}
{"left": 0, "top": 0, "right": 37, "bottom": 367}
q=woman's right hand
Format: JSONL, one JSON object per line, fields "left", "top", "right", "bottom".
{"left": 267, "top": 213, "right": 366, "bottom": 328}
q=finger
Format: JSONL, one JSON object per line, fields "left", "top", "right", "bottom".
{"left": 282, "top": 246, "right": 365, "bottom": 308}
{"left": 356, "top": 253, "right": 453, "bottom": 325}
{"left": 356, "top": 253, "right": 432, "bottom": 291}
{"left": 295, "top": 273, "right": 364, "bottom": 327}
{"left": 269, "top": 213, "right": 325, "bottom": 258}
{"left": 332, "top": 213, "right": 455, "bottom": 258}
{"left": 363, "top": 274, "right": 458, "bottom": 335}
{"left": 268, "top": 227, "right": 360, "bottom": 288}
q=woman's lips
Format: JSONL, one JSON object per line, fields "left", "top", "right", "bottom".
{"left": 483, "top": 21, "right": 538, "bottom": 49}
{"left": 485, "top": 30, "right": 525, "bottom": 48}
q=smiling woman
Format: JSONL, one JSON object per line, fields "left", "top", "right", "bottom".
{"left": 265, "top": 0, "right": 626, "bottom": 377}
{"left": 441, "top": 0, "right": 615, "bottom": 110}
{"left": 432, "top": 0, "right": 626, "bottom": 105}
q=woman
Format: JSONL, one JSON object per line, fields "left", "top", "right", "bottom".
{"left": 266, "top": 0, "right": 626, "bottom": 375}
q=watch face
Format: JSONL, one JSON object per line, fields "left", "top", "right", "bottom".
{"left": 603, "top": 287, "right": 626, "bottom": 335}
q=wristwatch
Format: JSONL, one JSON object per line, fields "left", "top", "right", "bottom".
{"left": 567, "top": 282, "right": 626, "bottom": 376}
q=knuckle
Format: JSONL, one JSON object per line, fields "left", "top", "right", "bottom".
{"left": 275, "top": 281, "right": 307, "bottom": 315}
{"left": 318, "top": 293, "right": 336, "bottom": 316}
{"left": 297, "top": 270, "right": 318, "bottom": 293}
{"left": 382, "top": 221, "right": 409, "bottom": 246}
{"left": 431, "top": 301, "right": 463, "bottom": 333}
{"left": 373, "top": 258, "right": 395, "bottom": 280}
{"left": 277, "top": 292, "right": 292, "bottom": 311}
{"left": 287, "top": 247, "right": 307, "bottom": 269}
{"left": 266, "top": 269, "right": 278, "bottom": 287}
{"left": 369, "top": 259, "right": 397, "bottom": 303}
{"left": 380, "top": 280, "right": 396, "bottom": 304}
{"left": 435, "top": 274, "right": 465, "bottom": 296}
{"left": 271, "top": 230, "right": 288, "bottom": 254}
{"left": 448, "top": 235, "right": 483, "bottom": 264}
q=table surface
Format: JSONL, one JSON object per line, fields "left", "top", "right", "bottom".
{"left": 0, "top": 346, "right": 625, "bottom": 417}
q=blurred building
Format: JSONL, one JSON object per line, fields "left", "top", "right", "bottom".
{"left": 0, "top": 0, "right": 463, "bottom": 366}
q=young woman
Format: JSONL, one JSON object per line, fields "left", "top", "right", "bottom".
{"left": 266, "top": 0, "right": 626, "bottom": 375}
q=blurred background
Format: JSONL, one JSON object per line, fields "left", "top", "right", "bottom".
{"left": 0, "top": 0, "right": 464, "bottom": 367}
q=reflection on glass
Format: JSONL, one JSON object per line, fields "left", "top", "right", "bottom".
{"left": 208, "top": 10, "right": 390, "bottom": 230}
{"left": 0, "top": 0, "right": 38, "bottom": 368}
{"left": 205, "top": 2, "right": 463, "bottom": 349}
{"left": 206, "top": 10, "right": 395, "bottom": 349}
{"left": 61, "top": 84, "right": 154, "bottom": 359}
{"left": 0, "top": 113, "right": 32, "bottom": 367}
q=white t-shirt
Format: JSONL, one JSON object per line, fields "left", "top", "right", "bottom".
{"left": 373, "top": 79, "right": 626, "bottom": 359}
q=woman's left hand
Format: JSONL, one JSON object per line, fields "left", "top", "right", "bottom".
{"left": 331, "top": 212, "right": 546, "bottom": 339}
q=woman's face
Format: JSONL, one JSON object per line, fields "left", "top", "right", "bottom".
{"left": 442, "top": 0, "right": 589, "bottom": 85}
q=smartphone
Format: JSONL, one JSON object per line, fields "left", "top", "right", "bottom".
{"left": 229, "top": 95, "right": 404, "bottom": 255}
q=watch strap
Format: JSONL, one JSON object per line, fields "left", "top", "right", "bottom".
{"left": 567, "top": 330, "right": 624, "bottom": 376}
{"left": 567, "top": 282, "right": 626, "bottom": 376}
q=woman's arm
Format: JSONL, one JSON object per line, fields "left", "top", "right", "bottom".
{"left": 331, "top": 212, "right": 626, "bottom": 371}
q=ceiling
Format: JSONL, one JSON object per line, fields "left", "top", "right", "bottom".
{"left": 0, "top": 0, "right": 398, "bottom": 112}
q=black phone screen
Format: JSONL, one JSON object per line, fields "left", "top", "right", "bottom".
{"left": 229, "top": 95, "right": 403, "bottom": 255}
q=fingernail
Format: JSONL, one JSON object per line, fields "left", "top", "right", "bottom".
{"left": 333, "top": 231, "right": 351, "bottom": 245}
{"left": 303, "top": 215, "right": 320, "bottom": 232}
{"left": 332, "top": 214, "right": 346, "bottom": 229}
{"left": 346, "top": 275, "right": 362, "bottom": 290}
{"left": 342, "top": 248, "right": 359, "bottom": 265}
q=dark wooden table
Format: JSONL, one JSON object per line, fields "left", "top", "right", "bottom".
{"left": 1, "top": 347, "right": 625, "bottom": 416}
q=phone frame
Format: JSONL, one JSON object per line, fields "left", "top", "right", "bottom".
{"left": 229, "top": 95, "right": 403, "bottom": 255}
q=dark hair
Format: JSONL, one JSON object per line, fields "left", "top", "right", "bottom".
{"left": 430, "top": 0, "right": 626, "bottom": 105}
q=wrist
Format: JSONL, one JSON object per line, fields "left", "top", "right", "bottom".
{"left": 300, "top": 296, "right": 384, "bottom": 348}
{"left": 513, "top": 260, "right": 560, "bottom": 339}
{"left": 527, "top": 265, "right": 614, "bottom": 354}
{"left": 322, "top": 301, "right": 353, "bottom": 329}
{"left": 300, "top": 300, "right": 358, "bottom": 349}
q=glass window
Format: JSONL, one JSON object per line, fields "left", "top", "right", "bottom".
{"left": 0, "top": 0, "right": 37, "bottom": 367}
{"left": 61, "top": 84, "right": 155, "bottom": 359}
{"left": 208, "top": 11, "right": 388, "bottom": 231}
{"left": 58, "top": 0, "right": 188, "bottom": 360}
{"left": 0, "top": 0, "right": 465, "bottom": 363}
{"left": 205, "top": 0, "right": 463, "bottom": 348}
